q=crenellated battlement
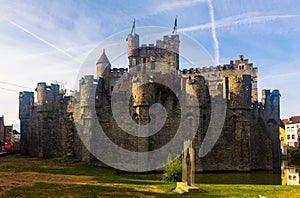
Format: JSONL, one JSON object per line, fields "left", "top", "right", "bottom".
{"left": 35, "top": 82, "right": 61, "bottom": 106}
{"left": 127, "top": 33, "right": 179, "bottom": 70}
{"left": 156, "top": 34, "right": 179, "bottom": 53}
{"left": 108, "top": 67, "right": 128, "bottom": 78}
{"left": 179, "top": 55, "right": 256, "bottom": 74}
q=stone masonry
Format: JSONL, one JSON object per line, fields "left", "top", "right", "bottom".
{"left": 19, "top": 30, "right": 281, "bottom": 171}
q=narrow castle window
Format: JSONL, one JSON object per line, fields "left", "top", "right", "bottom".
{"left": 151, "top": 61, "right": 155, "bottom": 69}
{"left": 225, "top": 77, "right": 229, "bottom": 100}
{"left": 141, "top": 57, "right": 146, "bottom": 64}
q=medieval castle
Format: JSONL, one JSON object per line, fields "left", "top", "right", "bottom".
{"left": 19, "top": 30, "right": 281, "bottom": 172}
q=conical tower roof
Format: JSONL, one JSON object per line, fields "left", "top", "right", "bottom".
{"left": 96, "top": 49, "right": 110, "bottom": 65}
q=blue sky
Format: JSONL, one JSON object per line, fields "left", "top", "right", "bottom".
{"left": 0, "top": 0, "right": 299, "bottom": 129}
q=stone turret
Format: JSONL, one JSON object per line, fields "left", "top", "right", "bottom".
{"left": 127, "top": 31, "right": 179, "bottom": 71}
{"left": 96, "top": 49, "right": 111, "bottom": 79}
{"left": 261, "top": 89, "right": 281, "bottom": 119}
{"left": 270, "top": 90, "right": 281, "bottom": 121}
{"left": 96, "top": 49, "right": 111, "bottom": 91}
{"left": 36, "top": 83, "right": 60, "bottom": 106}
{"left": 156, "top": 34, "right": 179, "bottom": 70}
{"left": 36, "top": 82, "right": 47, "bottom": 105}
{"left": 79, "top": 75, "right": 97, "bottom": 163}
{"left": 127, "top": 33, "right": 140, "bottom": 59}
{"left": 132, "top": 74, "right": 155, "bottom": 124}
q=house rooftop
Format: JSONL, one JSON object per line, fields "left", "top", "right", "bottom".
{"left": 282, "top": 116, "right": 300, "bottom": 125}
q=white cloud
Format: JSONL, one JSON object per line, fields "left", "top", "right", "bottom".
{"left": 155, "top": 0, "right": 207, "bottom": 13}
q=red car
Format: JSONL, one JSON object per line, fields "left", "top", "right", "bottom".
{"left": 4, "top": 143, "right": 12, "bottom": 150}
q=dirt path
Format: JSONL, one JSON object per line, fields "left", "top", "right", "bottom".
{"left": 0, "top": 155, "right": 97, "bottom": 196}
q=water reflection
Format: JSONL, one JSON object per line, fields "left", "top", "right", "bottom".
{"left": 281, "top": 160, "right": 300, "bottom": 185}
{"left": 195, "top": 171, "right": 281, "bottom": 185}
{"left": 121, "top": 160, "right": 300, "bottom": 185}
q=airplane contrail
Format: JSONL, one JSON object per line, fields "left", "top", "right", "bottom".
{"left": 178, "top": 13, "right": 298, "bottom": 32}
{"left": 7, "top": 19, "right": 80, "bottom": 62}
{"left": 207, "top": 0, "right": 220, "bottom": 66}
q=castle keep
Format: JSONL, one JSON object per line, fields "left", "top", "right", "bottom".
{"left": 19, "top": 30, "right": 281, "bottom": 172}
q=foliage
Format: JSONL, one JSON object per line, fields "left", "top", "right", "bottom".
{"left": 59, "top": 89, "right": 67, "bottom": 95}
{"left": 291, "top": 150, "right": 300, "bottom": 165}
{"left": 162, "top": 154, "right": 182, "bottom": 182}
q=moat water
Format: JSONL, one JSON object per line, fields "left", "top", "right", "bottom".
{"left": 122, "top": 162, "right": 300, "bottom": 185}
{"left": 123, "top": 171, "right": 281, "bottom": 185}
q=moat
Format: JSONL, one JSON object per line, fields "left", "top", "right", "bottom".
{"left": 122, "top": 163, "right": 300, "bottom": 185}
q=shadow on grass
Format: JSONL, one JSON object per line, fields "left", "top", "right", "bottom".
{"left": 7, "top": 182, "right": 219, "bottom": 198}
{"left": 6, "top": 182, "right": 168, "bottom": 198}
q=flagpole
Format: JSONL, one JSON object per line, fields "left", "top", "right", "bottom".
{"left": 131, "top": 19, "right": 135, "bottom": 35}
{"left": 172, "top": 16, "right": 177, "bottom": 34}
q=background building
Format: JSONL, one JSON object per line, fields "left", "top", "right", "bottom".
{"left": 0, "top": 116, "right": 4, "bottom": 145}
{"left": 283, "top": 116, "right": 300, "bottom": 148}
{"left": 0, "top": 116, "right": 16, "bottom": 145}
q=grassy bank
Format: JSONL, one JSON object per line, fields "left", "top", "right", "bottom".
{"left": 0, "top": 155, "right": 300, "bottom": 197}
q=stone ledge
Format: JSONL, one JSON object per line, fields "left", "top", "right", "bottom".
{"left": 174, "top": 182, "right": 206, "bottom": 195}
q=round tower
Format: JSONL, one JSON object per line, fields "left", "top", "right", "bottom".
{"left": 127, "top": 33, "right": 139, "bottom": 57}
{"left": 80, "top": 75, "right": 96, "bottom": 109}
{"left": 36, "top": 82, "right": 47, "bottom": 105}
{"left": 131, "top": 74, "right": 155, "bottom": 125}
{"left": 127, "top": 33, "right": 140, "bottom": 68}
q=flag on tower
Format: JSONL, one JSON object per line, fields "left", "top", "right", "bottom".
{"left": 172, "top": 16, "right": 177, "bottom": 34}
{"left": 131, "top": 18, "right": 135, "bottom": 35}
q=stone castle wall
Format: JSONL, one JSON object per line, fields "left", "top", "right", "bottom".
{"left": 19, "top": 84, "right": 82, "bottom": 162}
{"left": 19, "top": 33, "right": 281, "bottom": 171}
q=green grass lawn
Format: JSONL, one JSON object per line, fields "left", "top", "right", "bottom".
{"left": 1, "top": 155, "right": 300, "bottom": 197}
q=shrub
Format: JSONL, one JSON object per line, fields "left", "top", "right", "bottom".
{"left": 291, "top": 150, "right": 300, "bottom": 165}
{"left": 162, "top": 154, "right": 182, "bottom": 182}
